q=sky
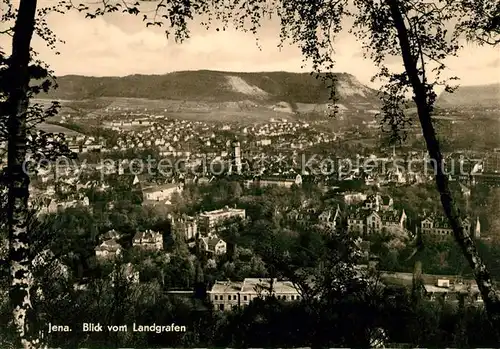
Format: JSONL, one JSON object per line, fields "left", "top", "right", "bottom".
{"left": 2, "top": 1, "right": 499, "bottom": 89}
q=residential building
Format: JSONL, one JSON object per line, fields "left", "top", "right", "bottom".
{"left": 38, "top": 197, "right": 90, "bottom": 215}
{"left": 472, "top": 150, "right": 500, "bottom": 186}
{"left": 251, "top": 174, "right": 303, "bottom": 188}
{"left": 347, "top": 210, "right": 367, "bottom": 235}
{"left": 209, "top": 281, "right": 243, "bottom": 311}
{"left": 366, "top": 210, "right": 407, "bottom": 234}
{"left": 483, "top": 149, "right": 500, "bottom": 174}
{"left": 343, "top": 192, "right": 407, "bottom": 237}
{"left": 95, "top": 239, "right": 122, "bottom": 260}
{"left": 343, "top": 192, "right": 368, "bottom": 205}
{"left": 347, "top": 208, "right": 407, "bottom": 236}
{"left": 362, "top": 194, "right": 394, "bottom": 212}
{"left": 142, "top": 183, "right": 183, "bottom": 202}
{"left": 99, "top": 229, "right": 121, "bottom": 242}
{"left": 201, "top": 235, "right": 227, "bottom": 255}
{"left": 419, "top": 215, "right": 480, "bottom": 240}
{"left": 198, "top": 207, "right": 246, "bottom": 235}
{"left": 209, "top": 278, "right": 301, "bottom": 311}
{"left": 318, "top": 204, "right": 341, "bottom": 229}
{"left": 132, "top": 230, "right": 163, "bottom": 250}
{"left": 257, "top": 139, "right": 272, "bottom": 146}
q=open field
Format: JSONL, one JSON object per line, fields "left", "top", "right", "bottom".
{"left": 37, "top": 97, "right": 297, "bottom": 123}
{"left": 36, "top": 123, "right": 82, "bottom": 136}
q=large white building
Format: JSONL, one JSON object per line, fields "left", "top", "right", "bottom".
{"left": 198, "top": 207, "right": 246, "bottom": 235}
{"left": 209, "top": 278, "right": 301, "bottom": 311}
{"left": 142, "top": 183, "right": 183, "bottom": 203}
{"left": 245, "top": 174, "right": 303, "bottom": 189}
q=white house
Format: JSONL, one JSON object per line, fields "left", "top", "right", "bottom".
{"left": 142, "top": 183, "right": 183, "bottom": 202}
{"left": 95, "top": 239, "right": 122, "bottom": 260}
{"left": 132, "top": 230, "right": 163, "bottom": 251}
{"left": 201, "top": 236, "right": 227, "bottom": 255}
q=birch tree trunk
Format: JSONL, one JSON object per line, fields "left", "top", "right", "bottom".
{"left": 387, "top": 0, "right": 500, "bottom": 333}
{"left": 6, "top": 0, "right": 39, "bottom": 347}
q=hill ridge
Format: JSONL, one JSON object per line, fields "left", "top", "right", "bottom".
{"left": 41, "top": 70, "right": 379, "bottom": 107}
{"left": 437, "top": 83, "right": 500, "bottom": 108}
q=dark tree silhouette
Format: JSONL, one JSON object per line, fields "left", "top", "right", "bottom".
{"left": 3, "top": 0, "right": 50, "bottom": 346}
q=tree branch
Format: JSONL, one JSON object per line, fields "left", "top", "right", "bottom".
{"left": 387, "top": 0, "right": 500, "bottom": 338}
